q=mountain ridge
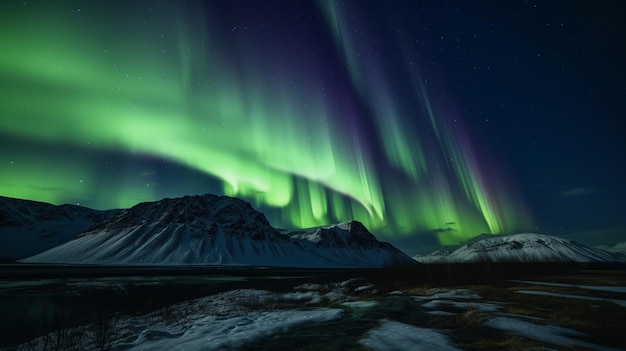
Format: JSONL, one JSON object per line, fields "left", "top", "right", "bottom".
{"left": 413, "top": 233, "right": 626, "bottom": 263}
{"left": 9, "top": 194, "right": 415, "bottom": 268}
{"left": 0, "top": 196, "right": 121, "bottom": 260}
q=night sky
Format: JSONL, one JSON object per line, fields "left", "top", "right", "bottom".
{"left": 1, "top": 0, "right": 624, "bottom": 252}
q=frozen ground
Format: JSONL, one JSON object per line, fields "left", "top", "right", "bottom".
{"left": 7, "top": 277, "right": 626, "bottom": 351}
{"left": 359, "top": 320, "right": 462, "bottom": 351}
{"left": 486, "top": 317, "right": 624, "bottom": 351}
{"left": 117, "top": 308, "right": 343, "bottom": 351}
{"left": 517, "top": 289, "right": 626, "bottom": 307}
{"left": 511, "top": 280, "right": 626, "bottom": 293}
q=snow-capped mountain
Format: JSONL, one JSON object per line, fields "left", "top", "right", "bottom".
{"left": 594, "top": 242, "right": 626, "bottom": 254}
{"left": 288, "top": 221, "right": 414, "bottom": 267}
{"left": 413, "top": 233, "right": 626, "bottom": 263}
{"left": 411, "top": 250, "right": 452, "bottom": 264}
{"left": 20, "top": 194, "right": 415, "bottom": 267}
{"left": 0, "top": 196, "right": 120, "bottom": 261}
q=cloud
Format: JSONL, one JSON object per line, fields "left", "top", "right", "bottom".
{"left": 561, "top": 187, "right": 597, "bottom": 197}
{"left": 445, "top": 221, "right": 456, "bottom": 225}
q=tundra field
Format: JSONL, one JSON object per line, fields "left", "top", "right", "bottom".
{"left": 1, "top": 265, "right": 624, "bottom": 350}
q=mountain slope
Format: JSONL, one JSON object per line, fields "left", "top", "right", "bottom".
{"left": 411, "top": 250, "right": 452, "bottom": 264}
{"left": 414, "top": 233, "right": 625, "bottom": 263}
{"left": 289, "top": 221, "right": 414, "bottom": 267}
{"left": 0, "top": 196, "right": 120, "bottom": 261}
{"left": 595, "top": 242, "right": 626, "bottom": 254}
{"left": 21, "top": 194, "right": 414, "bottom": 268}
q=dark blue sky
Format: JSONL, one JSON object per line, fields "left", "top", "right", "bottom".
{"left": 358, "top": 0, "right": 626, "bottom": 234}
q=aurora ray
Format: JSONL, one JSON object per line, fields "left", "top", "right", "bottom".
{"left": 0, "top": 0, "right": 536, "bottom": 245}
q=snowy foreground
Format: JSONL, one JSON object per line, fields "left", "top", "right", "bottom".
{"left": 7, "top": 277, "right": 626, "bottom": 351}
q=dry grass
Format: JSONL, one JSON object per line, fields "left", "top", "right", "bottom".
{"left": 411, "top": 270, "right": 626, "bottom": 350}
{"left": 464, "top": 336, "right": 594, "bottom": 351}
{"left": 401, "top": 286, "right": 432, "bottom": 295}
{"left": 503, "top": 284, "right": 624, "bottom": 349}
{"left": 462, "top": 333, "right": 552, "bottom": 351}
{"left": 427, "top": 310, "right": 564, "bottom": 351}
{"left": 536, "top": 270, "right": 626, "bottom": 287}
{"left": 427, "top": 308, "right": 489, "bottom": 329}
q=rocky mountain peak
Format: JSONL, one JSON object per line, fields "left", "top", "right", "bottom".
{"left": 12, "top": 194, "right": 416, "bottom": 267}
{"left": 289, "top": 220, "right": 392, "bottom": 249}
{"left": 83, "top": 194, "right": 283, "bottom": 242}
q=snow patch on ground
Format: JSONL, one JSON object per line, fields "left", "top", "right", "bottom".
{"left": 511, "top": 280, "right": 626, "bottom": 293}
{"left": 354, "top": 284, "right": 376, "bottom": 293}
{"left": 270, "top": 291, "right": 321, "bottom": 305}
{"left": 421, "top": 300, "right": 500, "bottom": 312}
{"left": 341, "top": 300, "right": 378, "bottom": 308}
{"left": 411, "top": 288, "right": 499, "bottom": 312}
{"left": 293, "top": 279, "right": 366, "bottom": 303}
{"left": 485, "top": 316, "right": 622, "bottom": 351}
{"left": 413, "top": 288, "right": 482, "bottom": 300}
{"left": 323, "top": 291, "right": 345, "bottom": 302}
{"left": 359, "top": 320, "right": 462, "bottom": 351}
{"left": 516, "top": 290, "right": 626, "bottom": 307}
{"left": 117, "top": 308, "right": 343, "bottom": 351}
{"left": 14, "top": 288, "right": 343, "bottom": 351}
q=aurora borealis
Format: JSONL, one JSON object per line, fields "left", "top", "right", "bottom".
{"left": 1, "top": 1, "right": 624, "bottom": 251}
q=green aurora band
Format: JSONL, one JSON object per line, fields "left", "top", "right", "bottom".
{"left": 0, "top": 1, "right": 532, "bottom": 244}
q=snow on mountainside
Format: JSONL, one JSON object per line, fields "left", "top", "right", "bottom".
{"left": 289, "top": 221, "right": 414, "bottom": 267}
{"left": 411, "top": 250, "right": 452, "bottom": 264}
{"left": 594, "top": 242, "right": 626, "bottom": 254}
{"left": 22, "top": 194, "right": 415, "bottom": 267}
{"left": 414, "top": 233, "right": 625, "bottom": 263}
{"left": 0, "top": 196, "right": 120, "bottom": 261}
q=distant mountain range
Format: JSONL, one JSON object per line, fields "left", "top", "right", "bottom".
{"left": 595, "top": 242, "right": 626, "bottom": 254}
{"left": 1, "top": 195, "right": 414, "bottom": 268}
{"left": 4, "top": 195, "right": 623, "bottom": 267}
{"left": 413, "top": 233, "right": 626, "bottom": 263}
{"left": 0, "top": 196, "right": 121, "bottom": 261}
